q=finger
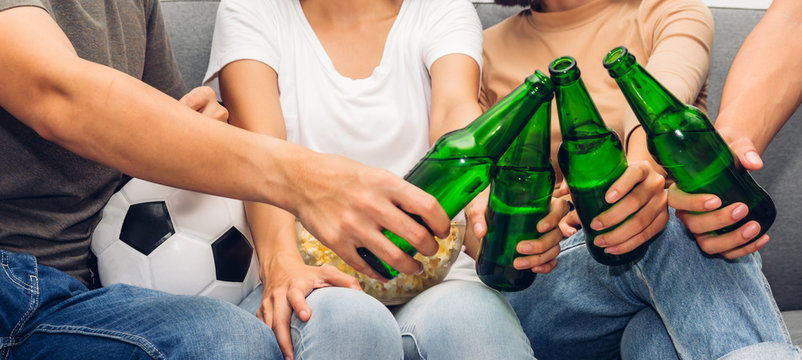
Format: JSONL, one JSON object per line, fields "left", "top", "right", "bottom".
{"left": 554, "top": 179, "right": 570, "bottom": 198}
{"left": 319, "top": 265, "right": 363, "bottom": 291}
{"left": 667, "top": 183, "right": 721, "bottom": 212}
{"left": 728, "top": 138, "right": 763, "bottom": 171}
{"left": 350, "top": 232, "right": 425, "bottom": 278}
{"left": 335, "top": 245, "right": 394, "bottom": 282}
{"left": 604, "top": 208, "right": 669, "bottom": 255}
{"left": 271, "top": 293, "right": 294, "bottom": 360}
{"left": 517, "top": 228, "right": 562, "bottom": 257}
{"left": 394, "top": 181, "right": 450, "bottom": 239}
{"left": 514, "top": 243, "right": 561, "bottom": 271}
{"left": 287, "top": 287, "right": 312, "bottom": 322}
{"left": 531, "top": 257, "right": 558, "bottom": 274}
{"left": 720, "top": 234, "right": 770, "bottom": 259}
{"left": 680, "top": 202, "right": 749, "bottom": 235}
{"left": 695, "top": 220, "right": 763, "bottom": 255}
{"left": 382, "top": 207, "right": 441, "bottom": 257}
{"left": 465, "top": 189, "right": 489, "bottom": 238}
{"left": 559, "top": 210, "right": 580, "bottom": 237}
{"left": 604, "top": 161, "right": 650, "bottom": 204}
{"left": 593, "top": 167, "right": 664, "bottom": 231}
{"left": 536, "top": 198, "right": 571, "bottom": 234}
{"left": 178, "top": 89, "right": 203, "bottom": 111}
{"left": 594, "top": 190, "right": 667, "bottom": 247}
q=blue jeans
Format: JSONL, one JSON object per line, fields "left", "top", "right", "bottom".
{"left": 240, "top": 280, "right": 533, "bottom": 359}
{"left": 505, "top": 212, "right": 801, "bottom": 360}
{"left": 0, "top": 250, "right": 281, "bottom": 360}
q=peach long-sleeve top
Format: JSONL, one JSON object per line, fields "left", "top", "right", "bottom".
{"left": 480, "top": 0, "right": 713, "bottom": 183}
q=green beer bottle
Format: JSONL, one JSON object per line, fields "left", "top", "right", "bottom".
{"left": 476, "top": 97, "right": 555, "bottom": 292}
{"left": 358, "top": 70, "right": 555, "bottom": 279}
{"left": 603, "top": 46, "right": 776, "bottom": 239}
{"left": 551, "top": 56, "right": 649, "bottom": 266}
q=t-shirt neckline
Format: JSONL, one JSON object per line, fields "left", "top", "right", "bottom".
{"left": 292, "top": 0, "right": 409, "bottom": 84}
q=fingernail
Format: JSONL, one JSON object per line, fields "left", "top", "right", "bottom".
{"left": 606, "top": 190, "right": 619, "bottom": 203}
{"left": 514, "top": 258, "right": 530, "bottom": 268}
{"left": 569, "top": 228, "right": 577, "bottom": 235}
{"left": 605, "top": 246, "right": 619, "bottom": 254}
{"left": 538, "top": 222, "right": 550, "bottom": 232}
{"left": 519, "top": 243, "right": 533, "bottom": 253}
{"left": 746, "top": 151, "right": 762, "bottom": 166}
{"left": 531, "top": 265, "right": 544, "bottom": 273}
{"left": 755, "top": 235, "right": 770, "bottom": 248}
{"left": 595, "top": 237, "right": 606, "bottom": 246}
{"left": 742, "top": 223, "right": 760, "bottom": 240}
{"left": 299, "top": 310, "right": 309, "bottom": 318}
{"left": 415, "top": 264, "right": 424, "bottom": 275}
{"left": 591, "top": 220, "right": 603, "bottom": 230}
{"left": 474, "top": 223, "right": 484, "bottom": 234}
{"left": 731, "top": 204, "right": 748, "bottom": 220}
{"left": 704, "top": 197, "right": 721, "bottom": 210}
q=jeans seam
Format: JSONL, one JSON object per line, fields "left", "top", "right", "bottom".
{"left": 631, "top": 262, "right": 686, "bottom": 358}
{"left": 750, "top": 253, "right": 794, "bottom": 344}
{"left": 20, "top": 324, "right": 167, "bottom": 360}
{"left": 1, "top": 252, "right": 36, "bottom": 292}
{"left": 291, "top": 322, "right": 304, "bottom": 360}
{"left": 400, "top": 331, "right": 425, "bottom": 360}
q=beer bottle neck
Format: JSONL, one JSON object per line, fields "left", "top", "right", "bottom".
{"left": 549, "top": 57, "right": 609, "bottom": 139}
{"left": 497, "top": 100, "right": 552, "bottom": 168}
{"left": 604, "top": 47, "right": 685, "bottom": 135}
{"left": 437, "top": 71, "right": 553, "bottom": 160}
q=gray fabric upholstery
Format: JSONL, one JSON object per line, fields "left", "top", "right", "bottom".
{"left": 159, "top": 0, "right": 801, "bottom": 345}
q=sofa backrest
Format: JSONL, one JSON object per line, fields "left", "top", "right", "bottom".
{"left": 160, "top": 0, "right": 802, "bottom": 312}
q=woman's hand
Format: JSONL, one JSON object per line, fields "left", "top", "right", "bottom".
{"left": 258, "top": 255, "right": 362, "bottom": 360}
{"left": 513, "top": 196, "right": 572, "bottom": 274}
{"left": 667, "top": 136, "right": 769, "bottom": 259}
{"left": 589, "top": 160, "right": 668, "bottom": 255}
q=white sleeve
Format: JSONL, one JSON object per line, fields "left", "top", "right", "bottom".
{"left": 421, "top": 0, "right": 483, "bottom": 70}
{"left": 202, "top": 0, "right": 281, "bottom": 98}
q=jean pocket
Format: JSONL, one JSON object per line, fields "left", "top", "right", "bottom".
{"left": 1, "top": 251, "right": 39, "bottom": 341}
{"left": 1, "top": 251, "right": 38, "bottom": 292}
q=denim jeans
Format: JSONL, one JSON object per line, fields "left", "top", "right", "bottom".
{"left": 505, "top": 212, "right": 801, "bottom": 360}
{"left": 240, "top": 280, "right": 533, "bottom": 360}
{"left": 0, "top": 250, "right": 282, "bottom": 360}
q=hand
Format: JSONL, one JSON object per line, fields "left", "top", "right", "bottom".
{"left": 462, "top": 187, "right": 489, "bottom": 259}
{"left": 179, "top": 86, "right": 229, "bottom": 122}
{"left": 590, "top": 161, "right": 668, "bottom": 255}
{"left": 555, "top": 180, "right": 581, "bottom": 237}
{"left": 513, "top": 196, "right": 572, "bottom": 274}
{"left": 258, "top": 255, "right": 362, "bottom": 360}
{"left": 667, "top": 137, "right": 769, "bottom": 259}
{"left": 292, "top": 154, "right": 451, "bottom": 281}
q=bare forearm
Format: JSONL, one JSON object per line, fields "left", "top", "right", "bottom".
{"left": 715, "top": 0, "right": 802, "bottom": 153}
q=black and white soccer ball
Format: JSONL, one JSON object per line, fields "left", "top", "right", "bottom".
{"left": 90, "top": 178, "right": 260, "bottom": 304}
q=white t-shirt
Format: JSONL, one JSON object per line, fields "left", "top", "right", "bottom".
{"left": 204, "top": 0, "right": 483, "bottom": 282}
{"left": 204, "top": 0, "right": 483, "bottom": 176}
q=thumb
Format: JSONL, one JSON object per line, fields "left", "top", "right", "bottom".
{"left": 730, "top": 138, "right": 763, "bottom": 171}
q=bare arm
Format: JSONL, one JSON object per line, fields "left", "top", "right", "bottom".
{"left": 715, "top": 0, "right": 802, "bottom": 155}
{"left": 668, "top": 0, "right": 802, "bottom": 259}
{"left": 0, "top": 6, "right": 448, "bottom": 268}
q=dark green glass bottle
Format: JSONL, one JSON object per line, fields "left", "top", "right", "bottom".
{"left": 358, "top": 70, "right": 555, "bottom": 279}
{"left": 476, "top": 97, "right": 555, "bottom": 292}
{"left": 551, "top": 56, "right": 649, "bottom": 266}
{"left": 603, "top": 46, "right": 776, "bottom": 239}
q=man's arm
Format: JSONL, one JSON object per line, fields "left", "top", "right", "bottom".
{"left": 669, "top": 0, "right": 802, "bottom": 259}
{"left": 0, "top": 6, "right": 449, "bottom": 264}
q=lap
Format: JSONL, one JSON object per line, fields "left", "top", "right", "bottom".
{"left": 1, "top": 250, "right": 280, "bottom": 360}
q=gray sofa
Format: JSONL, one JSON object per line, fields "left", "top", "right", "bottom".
{"left": 161, "top": 0, "right": 802, "bottom": 346}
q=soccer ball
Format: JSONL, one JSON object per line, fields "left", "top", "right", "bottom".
{"left": 90, "top": 178, "right": 260, "bottom": 305}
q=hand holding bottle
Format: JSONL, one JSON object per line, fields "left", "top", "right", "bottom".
{"left": 465, "top": 190, "right": 570, "bottom": 274}
{"left": 667, "top": 135, "right": 770, "bottom": 259}
{"left": 588, "top": 160, "right": 668, "bottom": 256}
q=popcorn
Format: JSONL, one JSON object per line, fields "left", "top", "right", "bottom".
{"left": 295, "top": 220, "right": 464, "bottom": 305}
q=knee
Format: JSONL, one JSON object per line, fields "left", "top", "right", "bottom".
{"left": 168, "top": 296, "right": 282, "bottom": 359}
{"left": 296, "top": 287, "right": 401, "bottom": 358}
